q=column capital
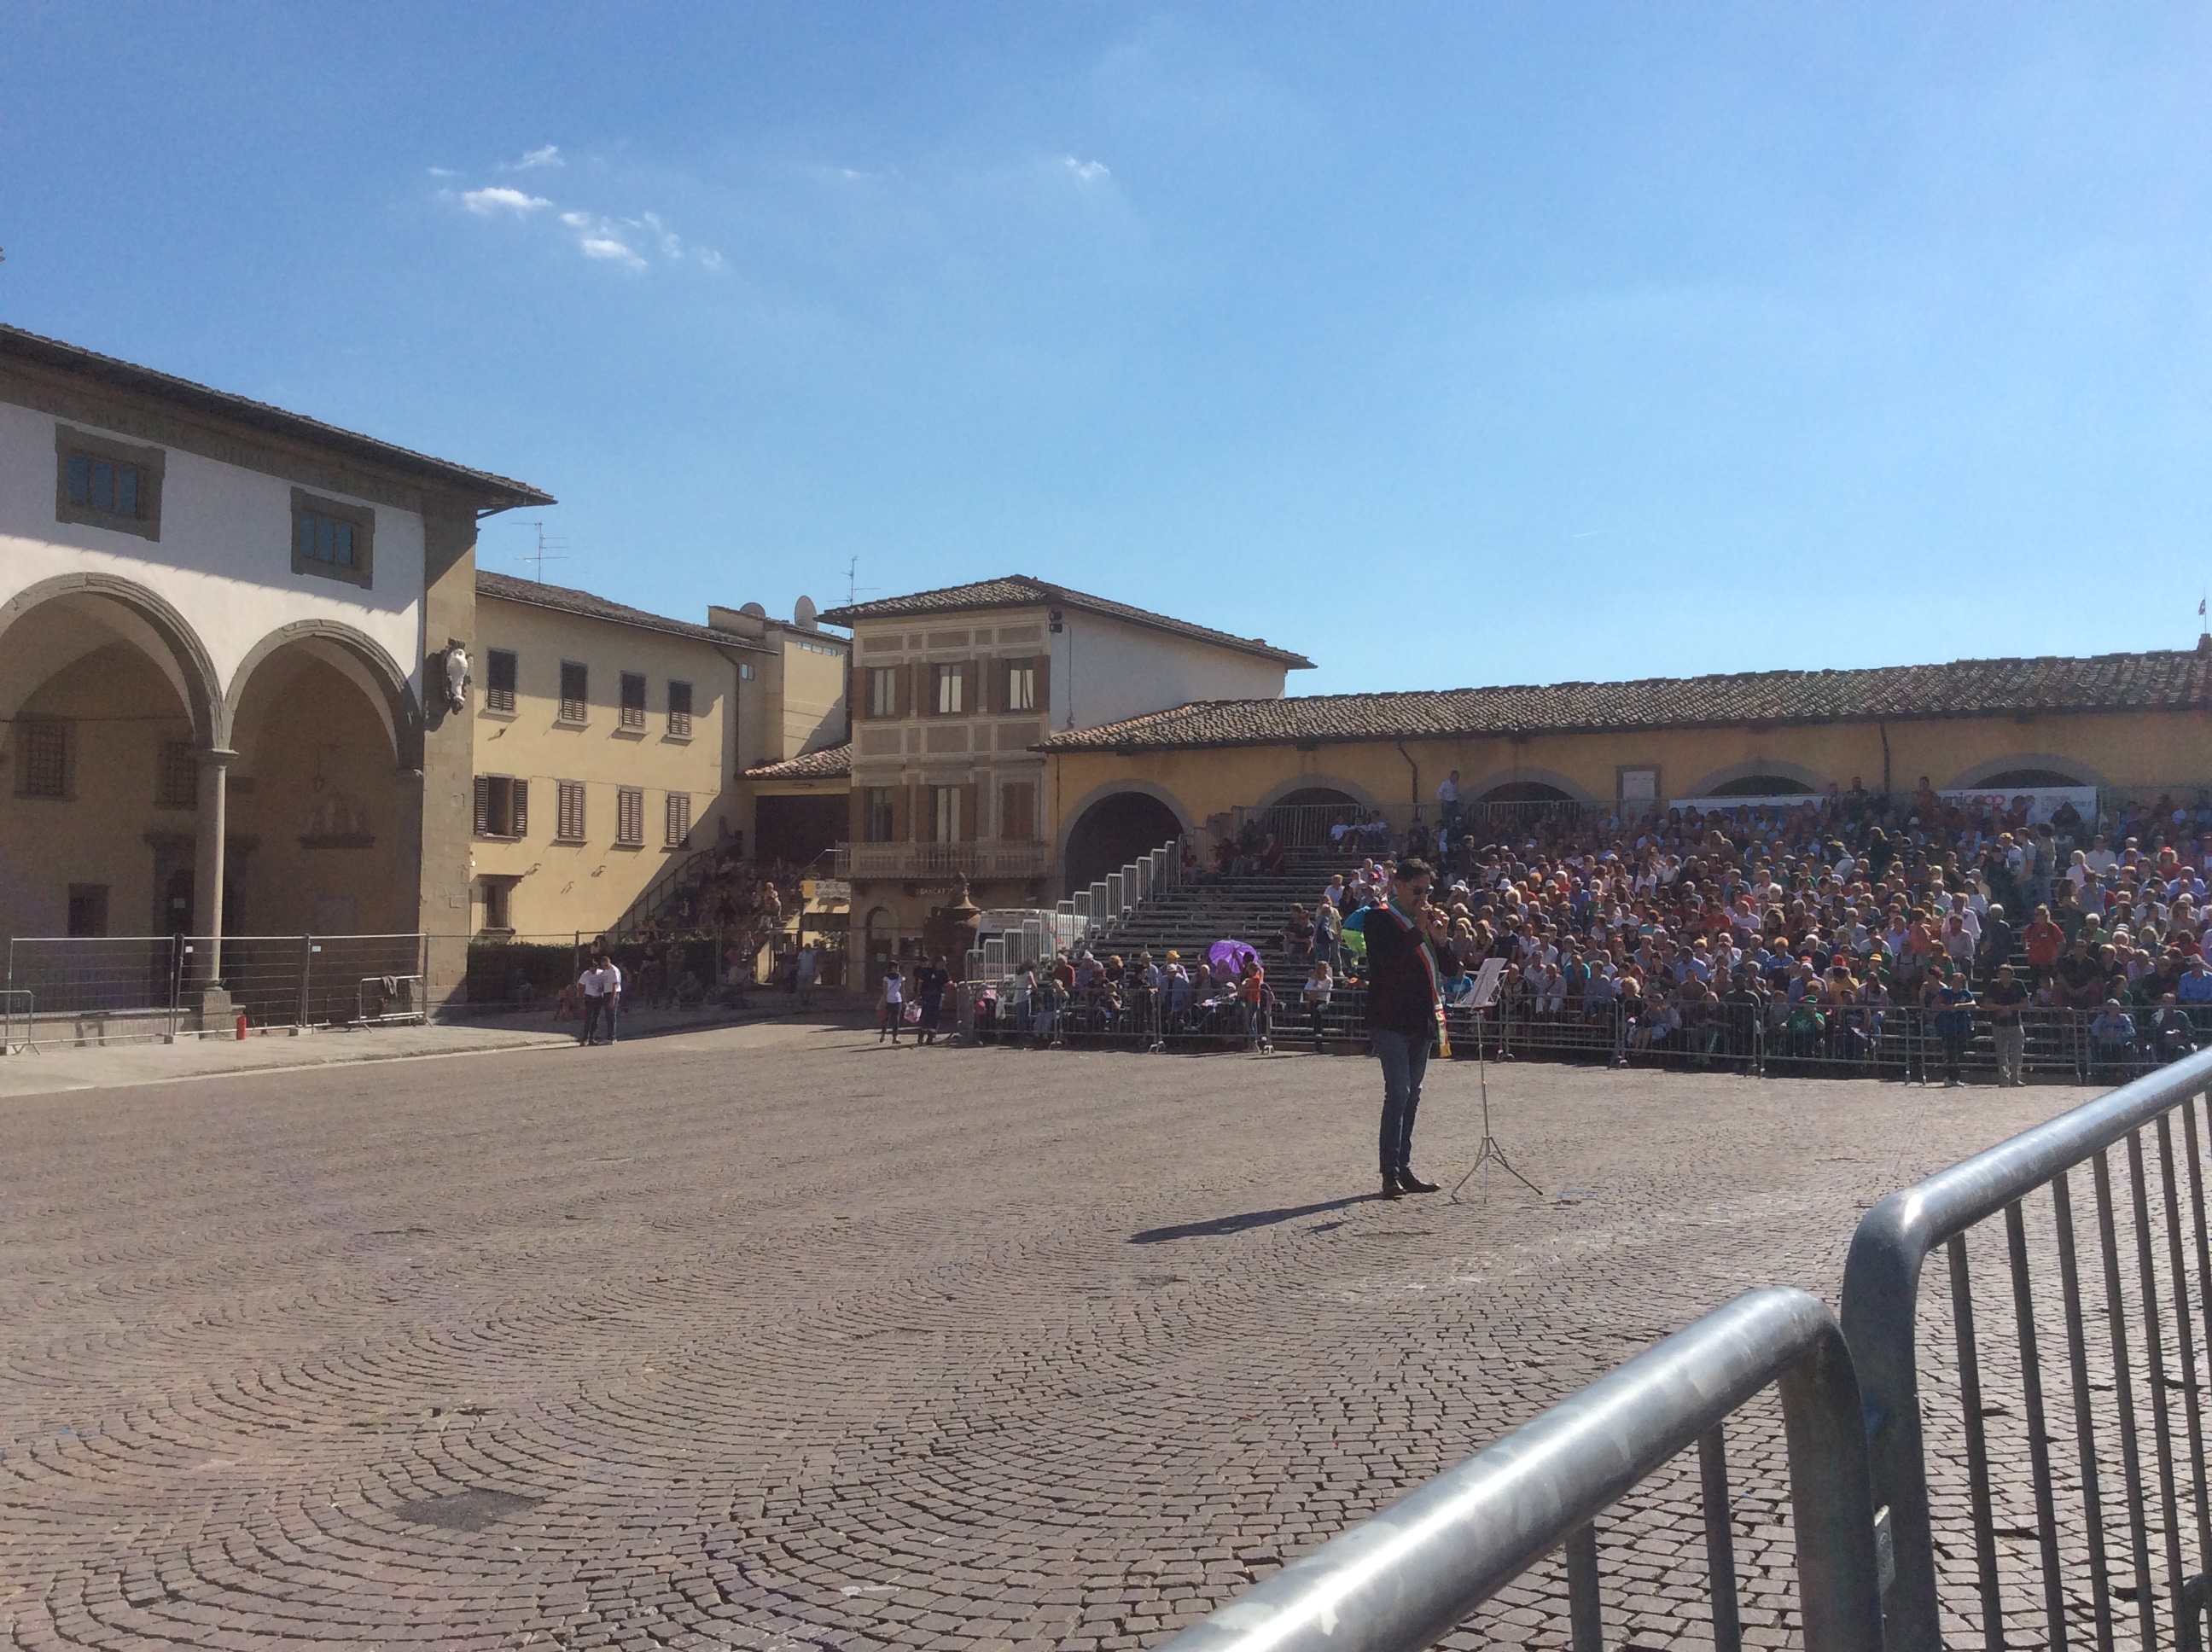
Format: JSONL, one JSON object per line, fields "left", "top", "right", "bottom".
{"left": 197, "top": 747, "right": 240, "bottom": 767}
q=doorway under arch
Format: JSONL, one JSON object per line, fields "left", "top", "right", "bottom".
{"left": 1974, "top": 768, "right": 2089, "bottom": 790}
{"left": 1707, "top": 774, "right": 1816, "bottom": 798}
{"left": 1064, "top": 791, "right": 1183, "bottom": 894}
{"left": 1478, "top": 781, "right": 1575, "bottom": 803}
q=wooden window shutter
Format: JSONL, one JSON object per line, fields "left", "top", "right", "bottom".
{"left": 961, "top": 781, "right": 981, "bottom": 841}
{"left": 890, "top": 783, "right": 910, "bottom": 843}
{"left": 511, "top": 779, "right": 528, "bottom": 838}
{"left": 1030, "top": 653, "right": 1051, "bottom": 715}
{"left": 965, "top": 659, "right": 984, "bottom": 714}
{"left": 474, "top": 776, "right": 491, "bottom": 835}
{"left": 848, "top": 787, "right": 867, "bottom": 841}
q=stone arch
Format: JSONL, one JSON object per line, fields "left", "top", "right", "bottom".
{"left": 1684, "top": 758, "right": 1829, "bottom": 798}
{"left": 1464, "top": 765, "right": 1601, "bottom": 806}
{"left": 0, "top": 572, "right": 224, "bottom": 747}
{"left": 226, "top": 620, "right": 422, "bottom": 768}
{"left": 1250, "top": 772, "right": 1382, "bottom": 812}
{"left": 1053, "top": 779, "right": 1193, "bottom": 893}
{"left": 1946, "top": 753, "right": 2108, "bottom": 790}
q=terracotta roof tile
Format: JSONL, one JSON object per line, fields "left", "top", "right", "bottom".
{"left": 1039, "top": 649, "right": 2212, "bottom": 752}
{"left": 744, "top": 743, "right": 851, "bottom": 781}
{"left": 819, "top": 574, "right": 1313, "bottom": 668}
{"left": 477, "top": 571, "right": 770, "bottom": 652}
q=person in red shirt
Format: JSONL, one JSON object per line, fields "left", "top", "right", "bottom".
{"left": 2023, "top": 904, "right": 2065, "bottom": 984}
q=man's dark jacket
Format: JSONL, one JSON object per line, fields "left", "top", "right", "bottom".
{"left": 1364, "top": 900, "right": 1459, "bottom": 1039}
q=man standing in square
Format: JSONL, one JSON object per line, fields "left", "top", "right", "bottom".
{"left": 1365, "top": 857, "right": 1459, "bottom": 1198}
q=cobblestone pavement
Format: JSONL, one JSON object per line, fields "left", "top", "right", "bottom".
{"left": 0, "top": 1023, "right": 2071, "bottom": 1650}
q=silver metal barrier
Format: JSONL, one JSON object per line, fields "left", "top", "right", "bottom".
{"left": 0, "top": 987, "right": 30, "bottom": 1052}
{"left": 1841, "top": 1045, "right": 2212, "bottom": 1652}
{"left": 1161, "top": 1287, "right": 1884, "bottom": 1652}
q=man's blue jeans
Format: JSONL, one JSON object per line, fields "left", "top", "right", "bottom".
{"left": 1373, "top": 1027, "right": 1431, "bottom": 1181}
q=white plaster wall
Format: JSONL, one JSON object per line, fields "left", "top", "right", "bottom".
{"left": 1054, "top": 610, "right": 1293, "bottom": 732}
{"left": 0, "top": 401, "right": 427, "bottom": 704}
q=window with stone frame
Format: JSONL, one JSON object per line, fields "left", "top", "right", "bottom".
{"left": 15, "top": 718, "right": 69, "bottom": 798}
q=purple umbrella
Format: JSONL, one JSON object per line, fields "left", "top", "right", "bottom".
{"left": 1208, "top": 939, "right": 1259, "bottom": 976}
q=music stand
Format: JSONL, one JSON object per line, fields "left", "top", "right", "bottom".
{"left": 1451, "top": 958, "right": 1543, "bottom": 1202}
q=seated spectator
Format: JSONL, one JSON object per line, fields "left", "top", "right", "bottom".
{"left": 2089, "top": 998, "right": 2138, "bottom": 1079}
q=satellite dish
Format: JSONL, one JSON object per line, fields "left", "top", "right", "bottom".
{"left": 740, "top": 602, "right": 766, "bottom": 619}
{"left": 795, "top": 595, "right": 818, "bottom": 631}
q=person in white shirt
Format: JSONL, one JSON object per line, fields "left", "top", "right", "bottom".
{"left": 795, "top": 942, "right": 818, "bottom": 1007}
{"left": 878, "top": 962, "right": 906, "bottom": 1044}
{"left": 579, "top": 953, "right": 622, "bottom": 1045}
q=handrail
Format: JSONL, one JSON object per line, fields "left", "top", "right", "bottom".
{"left": 1159, "top": 1287, "right": 1884, "bottom": 1652}
{"left": 1839, "top": 1044, "right": 2212, "bottom": 1652}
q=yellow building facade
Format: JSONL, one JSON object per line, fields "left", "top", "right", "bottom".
{"left": 1040, "top": 651, "right": 2212, "bottom": 855}
{"left": 469, "top": 573, "right": 765, "bottom": 939}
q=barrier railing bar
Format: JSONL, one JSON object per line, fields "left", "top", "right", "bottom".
{"left": 1944, "top": 1233, "right": 2003, "bottom": 1652}
{"left": 2002, "top": 1198, "right": 2069, "bottom": 1652}
{"left": 2092, "top": 1148, "right": 2157, "bottom": 1652}
{"left": 1838, "top": 1046, "right": 2212, "bottom": 1652}
{"left": 1158, "top": 1287, "right": 1883, "bottom": 1652}
{"left": 2183, "top": 1101, "right": 2212, "bottom": 1565}
{"left": 2052, "top": 1170, "right": 2117, "bottom": 1652}
{"left": 2129, "top": 1128, "right": 2190, "bottom": 1627}
{"left": 1697, "top": 1426, "right": 1743, "bottom": 1652}
{"left": 1564, "top": 1522, "right": 1601, "bottom": 1652}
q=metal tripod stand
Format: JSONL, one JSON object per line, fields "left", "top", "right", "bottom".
{"left": 1451, "top": 1003, "right": 1543, "bottom": 1202}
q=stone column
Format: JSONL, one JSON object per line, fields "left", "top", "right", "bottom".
{"left": 192, "top": 747, "right": 236, "bottom": 1024}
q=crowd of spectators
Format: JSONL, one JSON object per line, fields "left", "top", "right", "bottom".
{"left": 1264, "top": 780, "right": 2212, "bottom": 1083}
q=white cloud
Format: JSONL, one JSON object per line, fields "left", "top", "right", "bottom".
{"left": 580, "top": 236, "right": 647, "bottom": 270}
{"left": 508, "top": 144, "right": 564, "bottom": 171}
{"left": 559, "top": 211, "right": 592, "bottom": 229}
{"left": 428, "top": 166, "right": 457, "bottom": 178}
{"left": 463, "top": 186, "right": 552, "bottom": 215}
{"left": 697, "top": 248, "right": 725, "bottom": 270}
{"left": 1062, "top": 156, "right": 1110, "bottom": 184}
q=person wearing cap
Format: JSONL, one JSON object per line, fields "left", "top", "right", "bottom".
{"left": 1365, "top": 857, "right": 1460, "bottom": 1199}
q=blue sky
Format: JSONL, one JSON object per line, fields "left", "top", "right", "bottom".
{"left": 6, "top": 4, "right": 2211, "bottom": 693}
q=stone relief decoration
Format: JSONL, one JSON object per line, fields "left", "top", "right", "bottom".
{"left": 300, "top": 790, "right": 375, "bottom": 849}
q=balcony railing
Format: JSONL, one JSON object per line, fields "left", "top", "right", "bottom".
{"left": 834, "top": 842, "right": 1050, "bottom": 881}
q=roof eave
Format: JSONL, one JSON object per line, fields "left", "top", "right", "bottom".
{"left": 2, "top": 324, "right": 556, "bottom": 509}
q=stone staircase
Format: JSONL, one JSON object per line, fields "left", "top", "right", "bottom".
{"left": 1086, "top": 852, "right": 1346, "bottom": 981}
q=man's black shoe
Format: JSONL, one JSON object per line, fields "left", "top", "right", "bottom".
{"left": 1398, "top": 1172, "right": 1441, "bottom": 1194}
{"left": 1379, "top": 1177, "right": 1405, "bottom": 1200}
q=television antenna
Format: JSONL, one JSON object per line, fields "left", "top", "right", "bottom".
{"left": 845, "top": 556, "right": 879, "bottom": 607}
{"left": 514, "top": 521, "right": 569, "bottom": 583}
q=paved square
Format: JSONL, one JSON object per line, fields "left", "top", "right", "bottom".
{"left": 0, "top": 1027, "right": 2062, "bottom": 1650}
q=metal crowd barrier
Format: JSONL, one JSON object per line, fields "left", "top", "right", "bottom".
{"left": 3, "top": 933, "right": 430, "bottom": 1046}
{"left": 1160, "top": 1288, "right": 1884, "bottom": 1652}
{"left": 1842, "top": 1045, "right": 2212, "bottom": 1652}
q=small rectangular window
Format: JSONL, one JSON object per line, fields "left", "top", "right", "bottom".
{"left": 667, "top": 680, "right": 693, "bottom": 737}
{"left": 55, "top": 428, "right": 163, "bottom": 541}
{"left": 486, "top": 649, "right": 518, "bottom": 713}
{"left": 868, "top": 666, "right": 900, "bottom": 718}
{"left": 999, "top": 781, "right": 1037, "bottom": 843}
{"left": 473, "top": 775, "right": 528, "bottom": 838}
{"left": 665, "top": 791, "right": 692, "bottom": 847}
{"left": 864, "top": 786, "right": 897, "bottom": 843}
{"left": 482, "top": 880, "right": 511, "bottom": 931}
{"left": 616, "top": 787, "right": 644, "bottom": 846}
{"left": 559, "top": 661, "right": 589, "bottom": 723}
{"left": 1004, "top": 661, "right": 1036, "bottom": 713}
{"left": 932, "top": 784, "right": 963, "bottom": 843}
{"left": 620, "top": 672, "right": 647, "bottom": 730}
{"left": 67, "top": 884, "right": 110, "bottom": 938}
{"left": 16, "top": 719, "right": 68, "bottom": 798}
{"left": 156, "top": 740, "right": 198, "bottom": 808}
{"left": 288, "top": 489, "right": 374, "bottom": 588}
{"left": 556, "top": 780, "right": 587, "bottom": 843}
{"left": 934, "top": 663, "right": 964, "bottom": 716}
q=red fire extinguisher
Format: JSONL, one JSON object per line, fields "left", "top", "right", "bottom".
{"left": 236, "top": 1011, "right": 248, "bottom": 1040}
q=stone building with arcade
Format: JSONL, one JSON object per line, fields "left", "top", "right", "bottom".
{"left": 0, "top": 324, "right": 550, "bottom": 1003}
